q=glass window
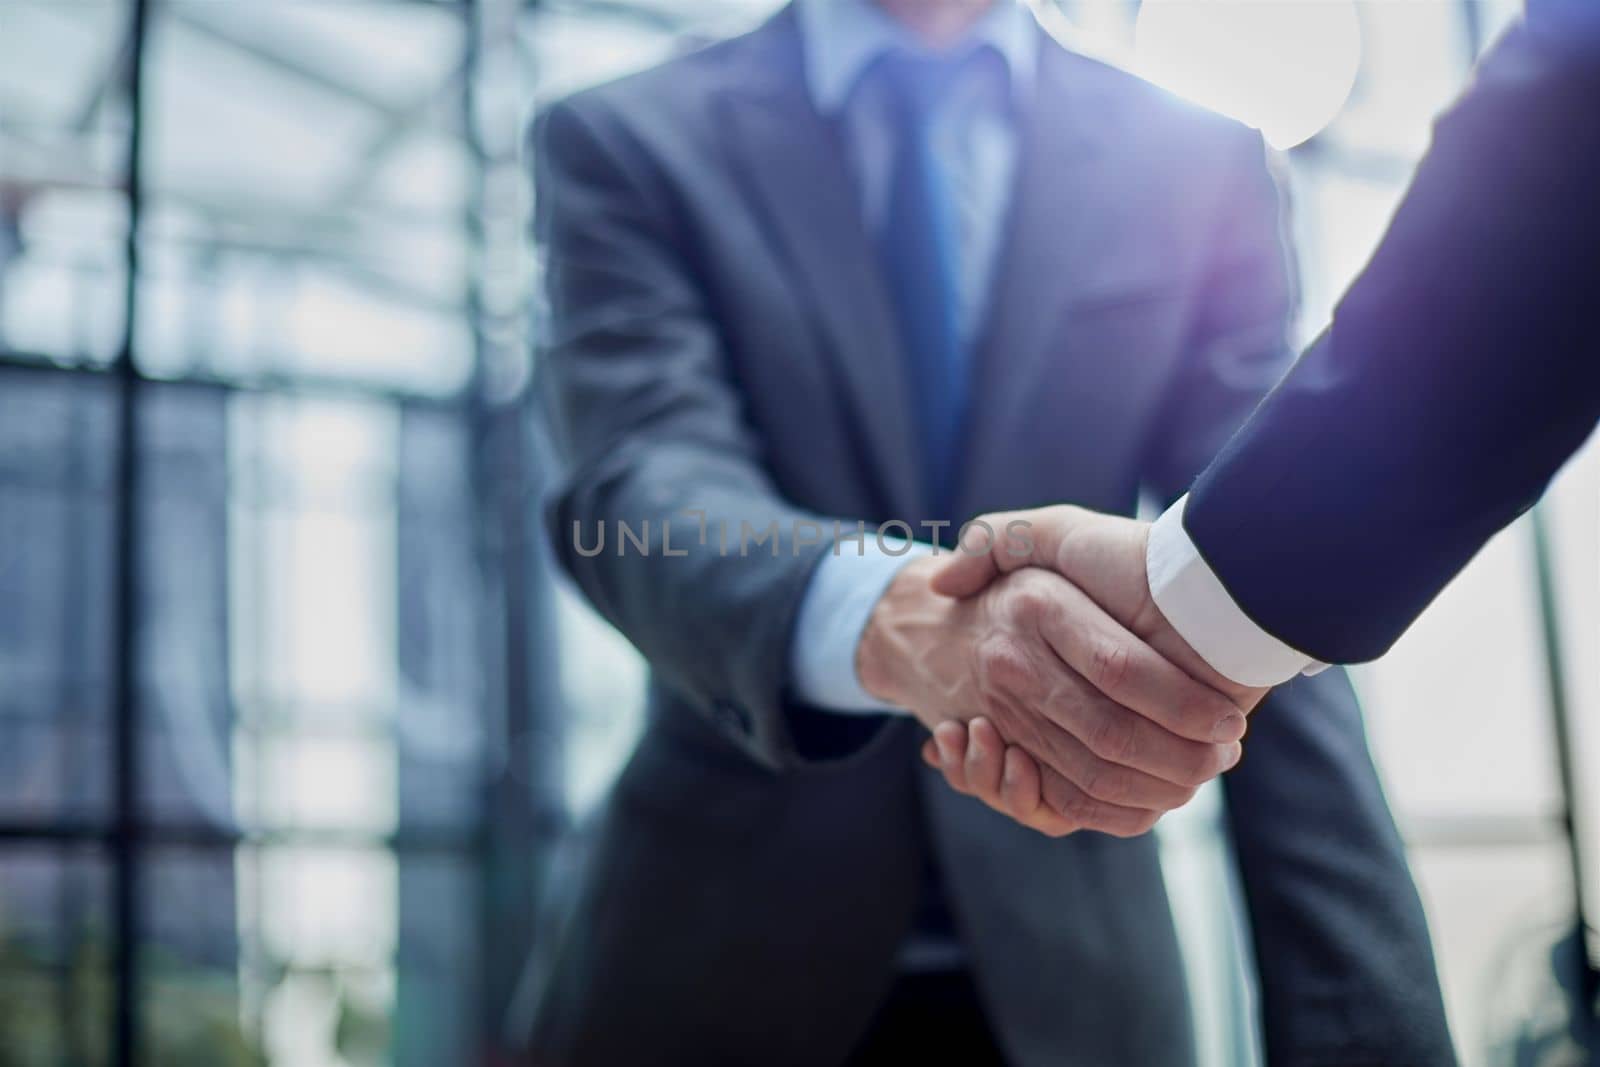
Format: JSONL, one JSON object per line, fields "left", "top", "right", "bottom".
{"left": 4, "top": 2, "right": 1592, "bottom": 1064}
{"left": 135, "top": 1, "right": 474, "bottom": 393}
{"left": 0, "top": 372, "right": 117, "bottom": 825}
{"left": 0, "top": 847, "right": 113, "bottom": 1066}
{"left": 0, "top": 0, "right": 128, "bottom": 364}
{"left": 2, "top": 0, "right": 526, "bottom": 1061}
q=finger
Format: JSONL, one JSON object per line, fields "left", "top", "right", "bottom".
{"left": 999, "top": 663, "right": 1240, "bottom": 791}
{"left": 930, "top": 507, "right": 1076, "bottom": 599}
{"left": 1033, "top": 577, "right": 1248, "bottom": 742}
{"left": 1039, "top": 770, "right": 1165, "bottom": 839}
{"left": 934, "top": 720, "right": 971, "bottom": 794}
{"left": 1145, "top": 621, "right": 1272, "bottom": 715}
{"left": 1018, "top": 719, "right": 1200, "bottom": 810}
{"left": 1054, "top": 687, "right": 1242, "bottom": 790}
{"left": 939, "top": 720, "right": 1064, "bottom": 835}
{"left": 1000, "top": 745, "right": 1044, "bottom": 818}
{"left": 989, "top": 744, "right": 1079, "bottom": 838}
{"left": 922, "top": 736, "right": 940, "bottom": 768}
{"left": 927, "top": 529, "right": 1005, "bottom": 599}
{"left": 964, "top": 718, "right": 1007, "bottom": 805}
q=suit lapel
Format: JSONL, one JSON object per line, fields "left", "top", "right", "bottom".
{"left": 954, "top": 41, "right": 1127, "bottom": 516}
{"left": 716, "top": 12, "right": 926, "bottom": 520}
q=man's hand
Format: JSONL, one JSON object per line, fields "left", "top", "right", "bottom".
{"left": 920, "top": 717, "right": 1072, "bottom": 835}
{"left": 935, "top": 505, "right": 1263, "bottom": 704}
{"left": 923, "top": 506, "right": 1271, "bottom": 835}
{"left": 857, "top": 555, "right": 1248, "bottom": 838}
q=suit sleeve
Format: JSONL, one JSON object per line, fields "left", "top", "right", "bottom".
{"left": 1139, "top": 121, "right": 1456, "bottom": 1064}
{"left": 1182, "top": 19, "right": 1600, "bottom": 665}
{"left": 534, "top": 96, "right": 858, "bottom": 770}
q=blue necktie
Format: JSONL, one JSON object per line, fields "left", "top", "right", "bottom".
{"left": 877, "top": 51, "right": 966, "bottom": 521}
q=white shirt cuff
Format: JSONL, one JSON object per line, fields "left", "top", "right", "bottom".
{"left": 1145, "top": 495, "right": 1326, "bottom": 688}
{"left": 789, "top": 536, "right": 934, "bottom": 714}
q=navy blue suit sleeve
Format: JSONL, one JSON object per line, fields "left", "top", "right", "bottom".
{"left": 1133, "top": 116, "right": 1455, "bottom": 1067}
{"left": 1183, "top": 18, "right": 1600, "bottom": 664}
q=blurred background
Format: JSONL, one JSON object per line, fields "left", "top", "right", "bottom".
{"left": 0, "top": 1, "right": 1595, "bottom": 1064}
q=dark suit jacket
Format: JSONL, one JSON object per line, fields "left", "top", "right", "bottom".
{"left": 530, "top": 8, "right": 1454, "bottom": 1065}
{"left": 1184, "top": 15, "right": 1600, "bottom": 663}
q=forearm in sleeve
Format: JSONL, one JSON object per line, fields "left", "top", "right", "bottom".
{"left": 1181, "top": 19, "right": 1600, "bottom": 665}
{"left": 536, "top": 96, "right": 867, "bottom": 768}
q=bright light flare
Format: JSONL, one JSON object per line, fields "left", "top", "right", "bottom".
{"left": 1134, "top": 0, "right": 1363, "bottom": 150}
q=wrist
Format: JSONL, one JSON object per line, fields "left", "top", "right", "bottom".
{"left": 856, "top": 554, "right": 945, "bottom": 707}
{"left": 1129, "top": 522, "right": 1165, "bottom": 639}
{"left": 1143, "top": 497, "right": 1282, "bottom": 703}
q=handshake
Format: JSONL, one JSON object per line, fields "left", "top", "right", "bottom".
{"left": 857, "top": 505, "right": 1268, "bottom": 838}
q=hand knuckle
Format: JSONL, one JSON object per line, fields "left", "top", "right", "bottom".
{"left": 1087, "top": 712, "right": 1139, "bottom": 766}
{"left": 1088, "top": 639, "right": 1131, "bottom": 695}
{"left": 1006, "top": 585, "right": 1048, "bottom": 624}
{"left": 1080, "top": 762, "right": 1125, "bottom": 804}
{"left": 1059, "top": 789, "right": 1098, "bottom": 826}
{"left": 977, "top": 636, "right": 1030, "bottom": 691}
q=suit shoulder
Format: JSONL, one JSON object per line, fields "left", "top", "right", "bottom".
{"left": 1049, "top": 41, "right": 1263, "bottom": 162}
{"left": 534, "top": 23, "right": 763, "bottom": 147}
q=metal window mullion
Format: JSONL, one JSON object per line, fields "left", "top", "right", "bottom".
{"left": 108, "top": 0, "right": 152, "bottom": 1063}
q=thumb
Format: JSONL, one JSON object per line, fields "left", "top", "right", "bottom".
{"left": 928, "top": 544, "right": 1001, "bottom": 598}
{"left": 928, "top": 509, "right": 1046, "bottom": 598}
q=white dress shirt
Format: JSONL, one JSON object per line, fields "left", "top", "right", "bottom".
{"left": 1146, "top": 495, "right": 1327, "bottom": 688}
{"left": 788, "top": 0, "right": 1037, "bottom": 714}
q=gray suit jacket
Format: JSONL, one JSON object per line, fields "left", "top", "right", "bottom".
{"left": 530, "top": 8, "right": 1454, "bottom": 1066}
